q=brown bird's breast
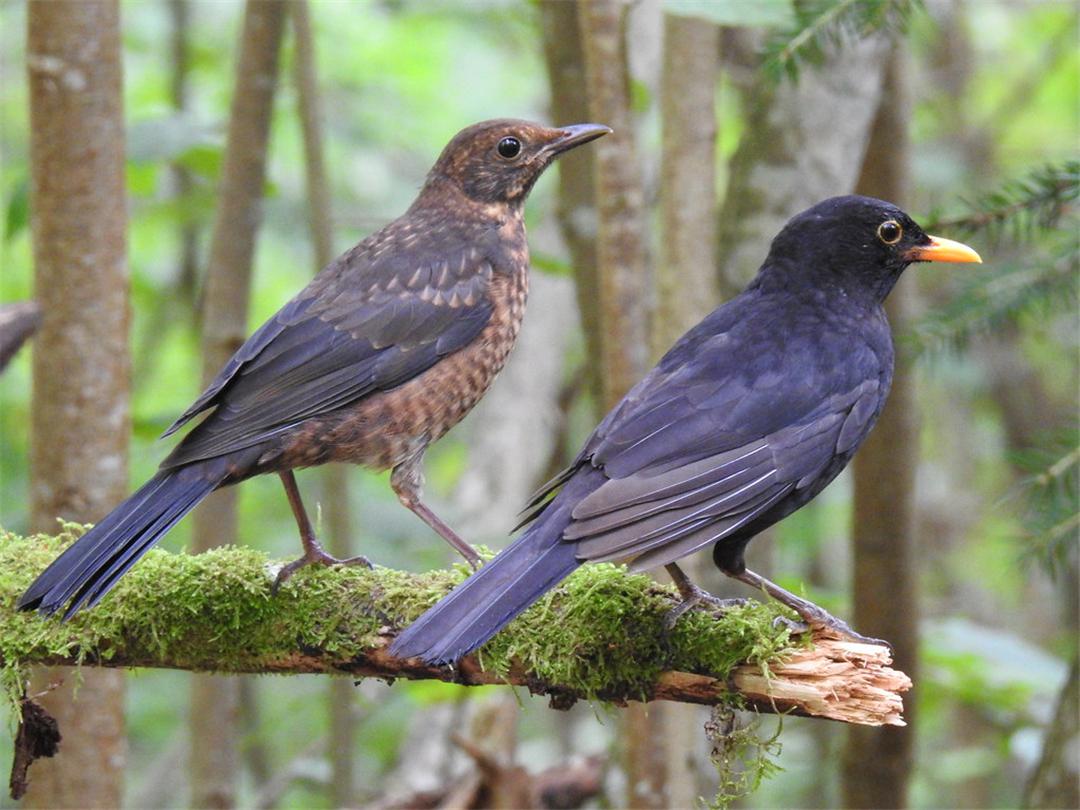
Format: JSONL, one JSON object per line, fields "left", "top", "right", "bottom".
{"left": 276, "top": 263, "right": 529, "bottom": 472}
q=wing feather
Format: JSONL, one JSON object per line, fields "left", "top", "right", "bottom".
{"left": 554, "top": 295, "right": 886, "bottom": 569}
{"left": 160, "top": 244, "right": 495, "bottom": 469}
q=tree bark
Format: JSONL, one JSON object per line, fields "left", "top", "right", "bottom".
{"left": 290, "top": 1, "right": 357, "bottom": 804}
{"left": 716, "top": 34, "right": 891, "bottom": 294}
{"left": 134, "top": 0, "right": 199, "bottom": 374}
{"left": 656, "top": 14, "right": 718, "bottom": 359}
{"left": 841, "top": 44, "right": 918, "bottom": 810}
{"left": 24, "top": 0, "right": 129, "bottom": 805}
{"left": 540, "top": 0, "right": 602, "bottom": 406}
{"left": 1023, "top": 655, "right": 1079, "bottom": 809}
{"left": 577, "top": 0, "right": 650, "bottom": 413}
{"left": 189, "top": 2, "right": 286, "bottom": 807}
{"left": 169, "top": 0, "right": 198, "bottom": 305}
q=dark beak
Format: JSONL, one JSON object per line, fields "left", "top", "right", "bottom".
{"left": 904, "top": 234, "right": 982, "bottom": 264}
{"left": 545, "top": 123, "right": 612, "bottom": 156}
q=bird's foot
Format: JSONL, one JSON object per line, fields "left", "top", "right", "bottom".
{"left": 772, "top": 615, "right": 809, "bottom": 634}
{"left": 272, "top": 544, "right": 372, "bottom": 595}
{"left": 663, "top": 586, "right": 748, "bottom": 631}
{"left": 773, "top": 600, "right": 890, "bottom": 648}
{"left": 732, "top": 568, "right": 891, "bottom": 649}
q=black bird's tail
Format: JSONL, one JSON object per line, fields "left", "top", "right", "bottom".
{"left": 18, "top": 463, "right": 227, "bottom": 619}
{"left": 390, "top": 467, "right": 603, "bottom": 664}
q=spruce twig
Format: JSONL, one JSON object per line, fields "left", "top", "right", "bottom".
{"left": 763, "top": 0, "right": 921, "bottom": 82}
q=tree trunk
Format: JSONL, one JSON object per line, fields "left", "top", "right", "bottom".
{"left": 24, "top": 0, "right": 129, "bottom": 805}
{"left": 841, "top": 44, "right": 918, "bottom": 810}
{"left": 577, "top": 1, "right": 657, "bottom": 805}
{"left": 577, "top": 0, "right": 650, "bottom": 413}
{"left": 656, "top": 14, "right": 718, "bottom": 359}
{"left": 716, "top": 33, "right": 890, "bottom": 294}
{"left": 189, "top": 2, "right": 286, "bottom": 807}
{"left": 540, "top": 0, "right": 602, "bottom": 406}
{"left": 1023, "top": 655, "right": 1079, "bottom": 809}
{"left": 289, "top": 1, "right": 357, "bottom": 804}
{"left": 135, "top": 0, "right": 199, "bottom": 374}
{"left": 169, "top": 0, "right": 198, "bottom": 305}
{"left": 656, "top": 13, "right": 720, "bottom": 808}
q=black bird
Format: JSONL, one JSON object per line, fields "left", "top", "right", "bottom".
{"left": 391, "top": 195, "right": 982, "bottom": 663}
{"left": 18, "top": 118, "right": 610, "bottom": 619}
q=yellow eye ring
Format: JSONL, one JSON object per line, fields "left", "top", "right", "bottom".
{"left": 877, "top": 220, "right": 903, "bottom": 244}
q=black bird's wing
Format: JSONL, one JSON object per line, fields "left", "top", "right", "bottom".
{"left": 556, "top": 298, "right": 889, "bottom": 569}
{"left": 161, "top": 238, "right": 496, "bottom": 468}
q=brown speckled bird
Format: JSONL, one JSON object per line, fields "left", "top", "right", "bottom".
{"left": 19, "top": 118, "right": 611, "bottom": 618}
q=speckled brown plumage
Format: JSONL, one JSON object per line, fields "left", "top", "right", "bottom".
{"left": 19, "top": 118, "right": 610, "bottom": 618}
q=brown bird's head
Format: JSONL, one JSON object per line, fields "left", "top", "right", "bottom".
{"left": 424, "top": 119, "right": 611, "bottom": 206}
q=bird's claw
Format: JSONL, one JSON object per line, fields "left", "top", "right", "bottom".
{"left": 785, "top": 605, "right": 891, "bottom": 649}
{"left": 772, "top": 615, "right": 808, "bottom": 634}
{"left": 663, "top": 591, "right": 748, "bottom": 631}
{"left": 271, "top": 548, "right": 373, "bottom": 595}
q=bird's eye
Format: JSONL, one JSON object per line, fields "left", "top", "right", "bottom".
{"left": 877, "top": 220, "right": 903, "bottom": 244}
{"left": 496, "top": 137, "right": 522, "bottom": 159}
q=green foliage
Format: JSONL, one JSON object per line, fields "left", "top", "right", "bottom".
{"left": 762, "top": 0, "right": 922, "bottom": 82}
{"left": 908, "top": 161, "right": 1080, "bottom": 355}
{"left": 906, "top": 249, "right": 1077, "bottom": 356}
{"left": 928, "top": 161, "right": 1079, "bottom": 243}
{"left": 3, "top": 177, "right": 28, "bottom": 242}
{"left": 1009, "top": 434, "right": 1080, "bottom": 577}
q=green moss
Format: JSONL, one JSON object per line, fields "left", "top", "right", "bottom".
{"left": 0, "top": 527, "right": 798, "bottom": 709}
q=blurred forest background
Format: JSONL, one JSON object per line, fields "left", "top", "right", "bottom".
{"left": 0, "top": 0, "right": 1077, "bottom": 808}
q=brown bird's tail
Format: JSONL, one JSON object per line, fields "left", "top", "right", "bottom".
{"left": 389, "top": 467, "right": 604, "bottom": 664}
{"left": 18, "top": 462, "right": 229, "bottom": 619}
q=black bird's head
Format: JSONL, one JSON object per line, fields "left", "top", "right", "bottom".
{"left": 763, "top": 195, "right": 982, "bottom": 303}
{"left": 424, "top": 119, "right": 611, "bottom": 207}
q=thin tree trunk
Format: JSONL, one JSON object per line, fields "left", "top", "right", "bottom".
{"left": 189, "top": 3, "right": 286, "bottom": 807}
{"left": 540, "top": 0, "right": 602, "bottom": 406}
{"left": 656, "top": 14, "right": 718, "bottom": 358}
{"left": 656, "top": 13, "right": 720, "bottom": 808}
{"left": 577, "top": 1, "right": 657, "bottom": 806}
{"left": 1023, "top": 655, "right": 1079, "bottom": 809}
{"left": 169, "top": 0, "right": 198, "bottom": 305}
{"left": 841, "top": 44, "right": 918, "bottom": 810}
{"left": 135, "top": 0, "right": 199, "bottom": 374}
{"left": 24, "top": 0, "right": 129, "bottom": 805}
{"left": 578, "top": 0, "right": 649, "bottom": 413}
{"left": 715, "top": 33, "right": 890, "bottom": 294}
{"left": 289, "top": 1, "right": 357, "bottom": 804}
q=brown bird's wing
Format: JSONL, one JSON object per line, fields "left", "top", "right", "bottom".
{"left": 160, "top": 242, "right": 496, "bottom": 469}
{"left": 540, "top": 302, "right": 887, "bottom": 569}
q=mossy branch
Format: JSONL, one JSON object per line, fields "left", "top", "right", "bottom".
{"left": 0, "top": 527, "right": 910, "bottom": 727}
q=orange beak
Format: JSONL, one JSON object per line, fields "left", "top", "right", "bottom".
{"left": 905, "top": 235, "right": 982, "bottom": 264}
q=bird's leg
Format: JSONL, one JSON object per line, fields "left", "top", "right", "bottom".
{"left": 662, "top": 563, "right": 747, "bottom": 630}
{"left": 731, "top": 568, "right": 889, "bottom": 647}
{"left": 272, "top": 470, "right": 372, "bottom": 593}
{"left": 391, "top": 457, "right": 483, "bottom": 570}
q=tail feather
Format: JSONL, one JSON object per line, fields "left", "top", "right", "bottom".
{"left": 390, "top": 467, "right": 602, "bottom": 664}
{"left": 18, "top": 465, "right": 225, "bottom": 618}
